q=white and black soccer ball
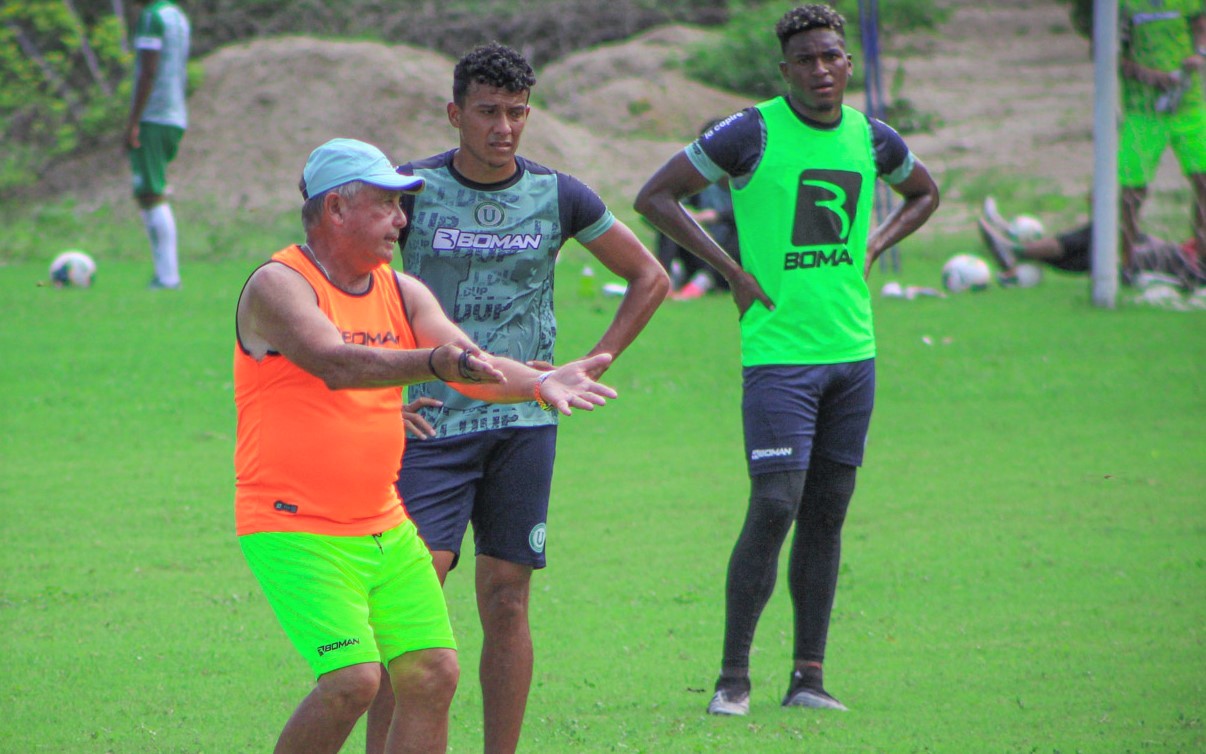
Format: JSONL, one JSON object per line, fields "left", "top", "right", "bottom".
{"left": 49, "top": 250, "right": 96, "bottom": 288}
{"left": 1008, "top": 214, "right": 1045, "bottom": 243}
{"left": 942, "top": 253, "right": 992, "bottom": 293}
{"left": 1014, "top": 262, "right": 1043, "bottom": 288}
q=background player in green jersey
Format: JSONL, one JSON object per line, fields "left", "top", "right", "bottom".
{"left": 1117, "top": 0, "right": 1206, "bottom": 281}
{"left": 636, "top": 4, "right": 938, "bottom": 717}
{"left": 125, "top": 0, "right": 190, "bottom": 290}
{"left": 368, "top": 43, "right": 668, "bottom": 754}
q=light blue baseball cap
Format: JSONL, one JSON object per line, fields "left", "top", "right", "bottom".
{"left": 300, "top": 138, "right": 424, "bottom": 199}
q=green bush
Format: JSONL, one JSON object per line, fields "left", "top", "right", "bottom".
{"left": 683, "top": 0, "right": 948, "bottom": 100}
{"left": 0, "top": 0, "right": 130, "bottom": 192}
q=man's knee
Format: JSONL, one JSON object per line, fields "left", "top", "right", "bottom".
{"left": 136, "top": 193, "right": 165, "bottom": 210}
{"left": 801, "top": 458, "right": 857, "bottom": 530}
{"left": 389, "top": 648, "right": 459, "bottom": 706}
{"left": 476, "top": 558, "right": 532, "bottom": 624}
{"left": 316, "top": 662, "right": 386, "bottom": 715}
{"left": 749, "top": 470, "right": 808, "bottom": 530}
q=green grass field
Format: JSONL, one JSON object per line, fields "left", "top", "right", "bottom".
{"left": 1, "top": 217, "right": 1203, "bottom": 753}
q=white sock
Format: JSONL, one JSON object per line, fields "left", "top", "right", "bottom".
{"left": 143, "top": 203, "right": 180, "bottom": 286}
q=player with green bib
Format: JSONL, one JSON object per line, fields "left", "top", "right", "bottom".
{"left": 637, "top": 4, "right": 939, "bottom": 717}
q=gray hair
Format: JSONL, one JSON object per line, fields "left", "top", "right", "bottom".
{"left": 300, "top": 180, "right": 367, "bottom": 231}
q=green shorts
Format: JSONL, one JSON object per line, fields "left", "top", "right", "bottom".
{"left": 128, "top": 122, "right": 184, "bottom": 198}
{"left": 1118, "top": 102, "right": 1206, "bottom": 187}
{"left": 239, "top": 520, "right": 456, "bottom": 679}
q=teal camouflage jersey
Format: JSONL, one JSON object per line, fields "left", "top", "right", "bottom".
{"left": 398, "top": 151, "right": 615, "bottom": 438}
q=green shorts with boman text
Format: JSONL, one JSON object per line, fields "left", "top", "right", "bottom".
{"left": 1119, "top": 102, "right": 1206, "bottom": 187}
{"left": 239, "top": 520, "right": 455, "bottom": 678}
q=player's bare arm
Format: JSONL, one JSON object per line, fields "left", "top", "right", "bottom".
{"left": 579, "top": 220, "right": 669, "bottom": 376}
{"left": 635, "top": 151, "right": 774, "bottom": 315}
{"left": 865, "top": 159, "right": 940, "bottom": 277}
{"left": 1190, "top": 13, "right": 1206, "bottom": 70}
{"left": 398, "top": 272, "right": 618, "bottom": 415}
{"left": 125, "top": 49, "right": 160, "bottom": 149}
{"left": 237, "top": 261, "right": 502, "bottom": 390}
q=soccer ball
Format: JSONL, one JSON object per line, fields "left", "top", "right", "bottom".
{"left": 1014, "top": 262, "right": 1043, "bottom": 288}
{"left": 49, "top": 250, "right": 97, "bottom": 288}
{"left": 1008, "top": 214, "right": 1045, "bottom": 243}
{"left": 942, "top": 253, "right": 992, "bottom": 293}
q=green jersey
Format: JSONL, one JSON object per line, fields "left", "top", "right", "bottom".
{"left": 398, "top": 151, "right": 614, "bottom": 438}
{"left": 1120, "top": 0, "right": 1204, "bottom": 111}
{"left": 132, "top": 0, "right": 190, "bottom": 129}
{"left": 688, "top": 99, "right": 910, "bottom": 366}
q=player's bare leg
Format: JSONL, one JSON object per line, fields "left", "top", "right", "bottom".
{"left": 1190, "top": 173, "right": 1206, "bottom": 257}
{"left": 384, "top": 648, "right": 459, "bottom": 754}
{"left": 277, "top": 662, "right": 382, "bottom": 754}
{"left": 1120, "top": 186, "right": 1147, "bottom": 279}
{"left": 476, "top": 555, "right": 533, "bottom": 754}
{"left": 1018, "top": 237, "right": 1066, "bottom": 263}
{"left": 366, "top": 551, "right": 455, "bottom": 754}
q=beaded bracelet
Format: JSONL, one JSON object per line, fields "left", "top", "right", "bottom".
{"left": 533, "top": 372, "right": 553, "bottom": 411}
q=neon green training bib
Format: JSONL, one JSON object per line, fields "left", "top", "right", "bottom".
{"left": 732, "top": 98, "right": 879, "bottom": 366}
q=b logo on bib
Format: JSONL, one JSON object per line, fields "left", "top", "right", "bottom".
{"left": 792, "top": 169, "right": 863, "bottom": 246}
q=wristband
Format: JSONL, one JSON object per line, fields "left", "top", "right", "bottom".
{"left": 533, "top": 372, "right": 554, "bottom": 411}
{"left": 427, "top": 344, "right": 451, "bottom": 382}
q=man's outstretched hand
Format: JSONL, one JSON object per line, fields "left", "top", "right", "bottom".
{"left": 538, "top": 354, "right": 618, "bottom": 415}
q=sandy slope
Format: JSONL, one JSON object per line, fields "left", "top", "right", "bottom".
{"left": 31, "top": 0, "right": 1191, "bottom": 234}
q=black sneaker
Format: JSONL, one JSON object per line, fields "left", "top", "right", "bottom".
{"left": 978, "top": 217, "right": 1019, "bottom": 271}
{"left": 781, "top": 669, "right": 848, "bottom": 711}
{"left": 707, "top": 675, "right": 751, "bottom": 716}
{"left": 706, "top": 688, "right": 750, "bottom": 716}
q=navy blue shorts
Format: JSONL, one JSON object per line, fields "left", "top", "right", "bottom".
{"left": 395, "top": 425, "right": 556, "bottom": 571}
{"left": 742, "top": 360, "right": 875, "bottom": 476}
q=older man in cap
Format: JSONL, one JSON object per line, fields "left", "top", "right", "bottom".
{"left": 233, "top": 137, "right": 616, "bottom": 754}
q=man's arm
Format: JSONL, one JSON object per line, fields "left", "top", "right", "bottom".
{"left": 1189, "top": 12, "right": 1206, "bottom": 70}
{"left": 1118, "top": 11, "right": 1206, "bottom": 87}
{"left": 237, "top": 262, "right": 496, "bottom": 390}
{"left": 125, "top": 48, "right": 159, "bottom": 149}
{"left": 399, "top": 273, "right": 616, "bottom": 413}
{"left": 578, "top": 220, "right": 669, "bottom": 375}
{"left": 635, "top": 152, "right": 773, "bottom": 315}
{"left": 237, "top": 264, "right": 613, "bottom": 413}
{"left": 865, "top": 160, "right": 940, "bottom": 277}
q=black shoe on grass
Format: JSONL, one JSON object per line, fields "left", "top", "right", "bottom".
{"left": 707, "top": 688, "right": 750, "bottom": 716}
{"left": 781, "top": 669, "right": 848, "bottom": 711}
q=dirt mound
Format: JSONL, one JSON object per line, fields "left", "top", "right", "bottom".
{"left": 538, "top": 26, "right": 751, "bottom": 141}
{"left": 44, "top": 30, "right": 729, "bottom": 215}
{"left": 30, "top": 1, "right": 1190, "bottom": 236}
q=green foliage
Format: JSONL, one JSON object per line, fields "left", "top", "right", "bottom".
{"left": 1060, "top": 0, "right": 1093, "bottom": 39}
{"left": 0, "top": 0, "right": 130, "bottom": 191}
{"left": 876, "top": 0, "right": 950, "bottom": 34}
{"left": 682, "top": 0, "right": 947, "bottom": 100}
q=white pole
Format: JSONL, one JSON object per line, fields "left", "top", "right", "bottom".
{"left": 1091, "top": 0, "right": 1119, "bottom": 308}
